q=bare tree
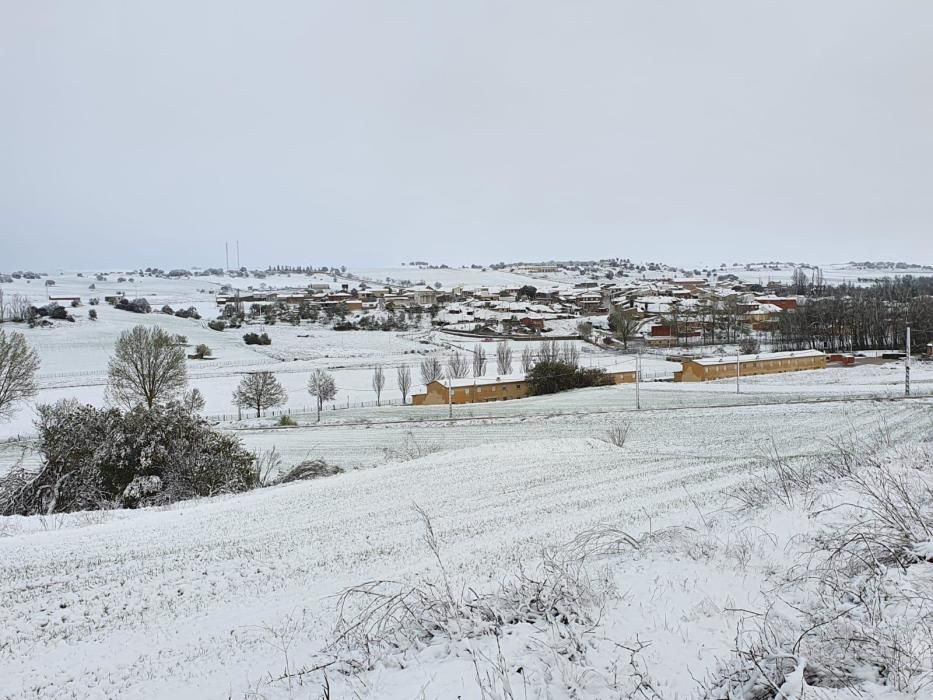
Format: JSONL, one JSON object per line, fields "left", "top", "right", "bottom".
{"left": 446, "top": 352, "right": 469, "bottom": 379}
{"left": 372, "top": 365, "right": 386, "bottom": 406}
{"left": 234, "top": 371, "right": 288, "bottom": 417}
{"left": 183, "top": 388, "right": 205, "bottom": 413}
{"left": 0, "top": 329, "right": 40, "bottom": 421}
{"left": 8, "top": 294, "right": 29, "bottom": 323}
{"left": 539, "top": 339, "right": 560, "bottom": 363}
{"left": 521, "top": 346, "right": 536, "bottom": 374}
{"left": 420, "top": 356, "right": 443, "bottom": 385}
{"left": 472, "top": 344, "right": 487, "bottom": 377}
{"left": 396, "top": 365, "right": 412, "bottom": 405}
{"left": 496, "top": 341, "right": 513, "bottom": 375}
{"left": 561, "top": 341, "right": 580, "bottom": 367}
{"left": 107, "top": 325, "right": 187, "bottom": 409}
{"left": 307, "top": 369, "right": 336, "bottom": 422}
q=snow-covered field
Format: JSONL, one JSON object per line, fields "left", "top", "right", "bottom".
{"left": 1, "top": 394, "right": 931, "bottom": 698}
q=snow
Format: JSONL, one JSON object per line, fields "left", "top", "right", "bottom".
{"left": 2, "top": 396, "right": 931, "bottom": 697}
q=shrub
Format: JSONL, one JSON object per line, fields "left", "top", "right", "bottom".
{"left": 208, "top": 320, "right": 226, "bottom": 331}
{"left": 88, "top": 309, "right": 97, "bottom": 320}
{"left": 604, "top": 422, "right": 630, "bottom": 448}
{"left": 277, "top": 414, "right": 297, "bottom": 427}
{"left": 161, "top": 304, "right": 174, "bottom": 315}
{"left": 0, "top": 400, "right": 256, "bottom": 515}
{"left": 174, "top": 306, "right": 201, "bottom": 320}
{"left": 193, "top": 343, "right": 211, "bottom": 359}
{"left": 116, "top": 297, "right": 151, "bottom": 314}
{"left": 243, "top": 332, "right": 271, "bottom": 346}
{"left": 526, "top": 361, "right": 612, "bottom": 396}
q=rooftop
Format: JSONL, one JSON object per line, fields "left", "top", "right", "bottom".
{"left": 688, "top": 349, "right": 825, "bottom": 366}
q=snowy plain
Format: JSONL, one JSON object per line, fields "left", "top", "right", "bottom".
{"left": 4, "top": 268, "right": 933, "bottom": 698}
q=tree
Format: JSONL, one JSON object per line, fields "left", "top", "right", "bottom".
{"left": 234, "top": 371, "right": 288, "bottom": 417}
{"left": 738, "top": 335, "right": 761, "bottom": 355}
{"left": 609, "top": 307, "right": 640, "bottom": 348}
{"left": 446, "top": 352, "right": 469, "bottom": 379}
{"left": 526, "top": 361, "right": 612, "bottom": 396}
{"left": 496, "top": 341, "right": 513, "bottom": 375}
{"left": 397, "top": 365, "right": 412, "bottom": 405}
{"left": 576, "top": 320, "right": 593, "bottom": 340}
{"left": 538, "top": 339, "right": 561, "bottom": 363}
{"left": 521, "top": 346, "right": 536, "bottom": 374}
{"left": 0, "top": 330, "right": 40, "bottom": 421}
{"left": 420, "top": 356, "right": 443, "bottom": 385}
{"left": 561, "top": 342, "right": 580, "bottom": 367}
{"left": 183, "top": 388, "right": 205, "bottom": 413}
{"left": 307, "top": 369, "right": 336, "bottom": 421}
{"left": 472, "top": 344, "right": 487, "bottom": 377}
{"left": 193, "top": 343, "right": 211, "bottom": 359}
{"left": 372, "top": 365, "right": 385, "bottom": 406}
{"left": 517, "top": 285, "right": 537, "bottom": 301}
{"left": 107, "top": 325, "right": 187, "bottom": 409}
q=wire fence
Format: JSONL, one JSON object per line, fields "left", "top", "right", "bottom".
{"left": 204, "top": 397, "right": 406, "bottom": 422}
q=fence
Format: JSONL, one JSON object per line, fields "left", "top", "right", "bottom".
{"left": 205, "top": 397, "right": 405, "bottom": 422}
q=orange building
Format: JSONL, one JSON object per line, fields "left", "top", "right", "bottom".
{"left": 674, "top": 349, "right": 826, "bottom": 382}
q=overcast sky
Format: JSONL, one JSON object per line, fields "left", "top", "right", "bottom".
{"left": 2, "top": 1, "right": 931, "bottom": 271}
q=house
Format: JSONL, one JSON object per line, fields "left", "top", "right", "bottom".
{"left": 412, "top": 375, "right": 529, "bottom": 405}
{"left": 408, "top": 286, "right": 438, "bottom": 307}
{"left": 754, "top": 295, "right": 797, "bottom": 311}
{"left": 926, "top": 343, "right": 933, "bottom": 358}
{"left": 517, "top": 315, "right": 545, "bottom": 331}
{"left": 674, "top": 349, "right": 826, "bottom": 382}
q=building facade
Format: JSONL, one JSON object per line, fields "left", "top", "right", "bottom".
{"left": 675, "top": 349, "right": 826, "bottom": 382}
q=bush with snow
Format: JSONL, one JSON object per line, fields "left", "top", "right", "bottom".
{"left": 0, "top": 400, "right": 256, "bottom": 515}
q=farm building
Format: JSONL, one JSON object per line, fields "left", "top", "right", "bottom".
{"left": 674, "top": 349, "right": 826, "bottom": 382}
{"left": 412, "top": 375, "right": 529, "bottom": 405}
{"left": 411, "top": 366, "right": 637, "bottom": 405}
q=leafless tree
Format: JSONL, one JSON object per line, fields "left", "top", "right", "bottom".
{"left": 496, "top": 341, "right": 513, "bottom": 375}
{"left": 738, "top": 335, "right": 761, "bottom": 355}
{"left": 472, "top": 344, "right": 487, "bottom": 377}
{"left": 420, "top": 356, "right": 443, "bottom": 385}
{"left": 0, "top": 329, "right": 40, "bottom": 421}
{"left": 539, "top": 339, "right": 560, "bottom": 363}
{"left": 0, "top": 289, "right": 4, "bottom": 324}
{"left": 446, "top": 352, "right": 469, "bottom": 379}
{"left": 7, "top": 294, "right": 29, "bottom": 323}
{"left": 183, "top": 388, "right": 205, "bottom": 413}
{"left": 372, "top": 365, "right": 386, "bottom": 406}
{"left": 234, "top": 371, "right": 288, "bottom": 417}
{"left": 397, "top": 365, "right": 412, "bottom": 404}
{"left": 521, "top": 346, "right": 536, "bottom": 374}
{"left": 107, "top": 325, "right": 187, "bottom": 409}
{"left": 307, "top": 369, "right": 336, "bottom": 421}
{"left": 561, "top": 341, "right": 580, "bottom": 367}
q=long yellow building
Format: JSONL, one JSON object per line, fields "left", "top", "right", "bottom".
{"left": 674, "top": 349, "right": 826, "bottom": 382}
{"left": 411, "top": 365, "right": 637, "bottom": 405}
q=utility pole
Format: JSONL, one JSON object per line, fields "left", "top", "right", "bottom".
{"left": 736, "top": 348, "right": 741, "bottom": 394}
{"left": 225, "top": 242, "right": 229, "bottom": 272}
{"left": 447, "top": 374, "right": 453, "bottom": 418}
{"left": 635, "top": 351, "right": 641, "bottom": 410}
{"left": 906, "top": 324, "right": 911, "bottom": 397}
{"left": 236, "top": 240, "right": 240, "bottom": 270}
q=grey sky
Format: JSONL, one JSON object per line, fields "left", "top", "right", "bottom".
{"left": 2, "top": 1, "right": 931, "bottom": 270}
